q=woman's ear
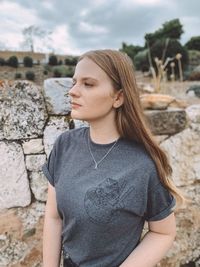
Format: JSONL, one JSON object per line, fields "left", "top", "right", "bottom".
{"left": 113, "top": 89, "right": 124, "bottom": 108}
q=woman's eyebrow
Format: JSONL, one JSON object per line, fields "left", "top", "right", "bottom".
{"left": 73, "top": 76, "right": 98, "bottom": 82}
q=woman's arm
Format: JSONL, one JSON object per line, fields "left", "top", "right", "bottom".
{"left": 43, "top": 182, "right": 63, "bottom": 267}
{"left": 119, "top": 213, "right": 176, "bottom": 267}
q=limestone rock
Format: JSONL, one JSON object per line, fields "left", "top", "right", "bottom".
{"left": 0, "top": 141, "right": 31, "bottom": 210}
{"left": 25, "top": 154, "right": 46, "bottom": 172}
{"left": 161, "top": 127, "right": 200, "bottom": 186}
{"left": 22, "top": 138, "right": 44, "bottom": 154}
{"left": 0, "top": 80, "right": 47, "bottom": 140}
{"left": 16, "top": 202, "right": 45, "bottom": 232}
{"left": 140, "top": 94, "right": 175, "bottom": 110}
{"left": 43, "top": 116, "right": 69, "bottom": 156}
{"left": 73, "top": 119, "right": 89, "bottom": 128}
{"left": 140, "top": 93, "right": 188, "bottom": 110}
{"left": 145, "top": 108, "right": 187, "bottom": 135}
{"left": 0, "top": 235, "right": 29, "bottom": 266}
{"left": 43, "top": 78, "right": 72, "bottom": 115}
{"left": 137, "top": 82, "right": 155, "bottom": 94}
{"left": 186, "top": 104, "right": 200, "bottom": 124}
{"left": 30, "top": 172, "right": 48, "bottom": 202}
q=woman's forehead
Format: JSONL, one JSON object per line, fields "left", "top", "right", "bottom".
{"left": 74, "top": 57, "right": 109, "bottom": 80}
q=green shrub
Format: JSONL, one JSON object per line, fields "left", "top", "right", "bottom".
{"left": 134, "top": 49, "right": 149, "bottom": 71}
{"left": 58, "top": 60, "right": 63, "bottom": 65}
{"left": 53, "top": 69, "right": 62, "bottom": 77}
{"left": 25, "top": 71, "right": 35, "bottom": 81}
{"left": 23, "top": 56, "right": 33, "bottom": 67}
{"left": 15, "top": 73, "right": 22, "bottom": 79}
{"left": 64, "top": 66, "right": 74, "bottom": 77}
{"left": 0, "top": 58, "right": 5, "bottom": 66}
{"left": 43, "top": 70, "right": 48, "bottom": 75}
{"left": 49, "top": 55, "right": 58, "bottom": 66}
{"left": 65, "top": 57, "right": 78, "bottom": 66}
{"left": 7, "top": 56, "right": 18, "bottom": 68}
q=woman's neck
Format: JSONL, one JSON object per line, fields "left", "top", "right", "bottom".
{"left": 88, "top": 123, "right": 120, "bottom": 144}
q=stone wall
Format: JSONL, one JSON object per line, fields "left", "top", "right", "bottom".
{"left": 0, "top": 79, "right": 199, "bottom": 267}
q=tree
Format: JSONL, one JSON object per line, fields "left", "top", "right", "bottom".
{"left": 23, "top": 56, "right": 33, "bottom": 67}
{"left": 185, "top": 36, "right": 200, "bottom": 51}
{"left": 49, "top": 55, "right": 58, "bottom": 66}
{"left": 120, "top": 42, "right": 144, "bottom": 62}
{"left": 22, "top": 25, "right": 52, "bottom": 52}
{"left": 7, "top": 56, "right": 18, "bottom": 68}
{"left": 145, "top": 19, "right": 184, "bottom": 47}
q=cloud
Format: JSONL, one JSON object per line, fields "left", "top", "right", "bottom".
{"left": 1, "top": 0, "right": 200, "bottom": 54}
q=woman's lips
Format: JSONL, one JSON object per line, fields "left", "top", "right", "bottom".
{"left": 71, "top": 102, "right": 82, "bottom": 108}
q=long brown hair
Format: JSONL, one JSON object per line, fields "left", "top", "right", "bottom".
{"left": 79, "top": 49, "right": 184, "bottom": 205}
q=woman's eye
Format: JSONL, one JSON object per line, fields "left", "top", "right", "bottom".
{"left": 84, "top": 82, "right": 93, "bottom": 87}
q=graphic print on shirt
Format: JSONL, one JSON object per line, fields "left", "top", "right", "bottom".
{"left": 84, "top": 178, "right": 135, "bottom": 225}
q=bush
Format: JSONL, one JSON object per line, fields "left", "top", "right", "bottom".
{"left": 65, "top": 57, "right": 78, "bottom": 66}
{"left": 25, "top": 71, "right": 35, "bottom": 81}
{"left": 64, "top": 66, "right": 74, "bottom": 77}
{"left": 43, "top": 70, "right": 48, "bottom": 75}
{"left": 23, "top": 56, "right": 33, "bottom": 67}
{"left": 53, "top": 69, "right": 62, "bottom": 77}
{"left": 58, "top": 60, "right": 63, "bottom": 65}
{"left": 15, "top": 73, "right": 22, "bottom": 79}
{"left": 49, "top": 55, "right": 58, "bottom": 66}
{"left": 185, "top": 36, "right": 200, "bottom": 51}
{"left": 0, "top": 58, "right": 5, "bottom": 66}
{"left": 134, "top": 49, "right": 149, "bottom": 71}
{"left": 7, "top": 56, "right": 18, "bottom": 68}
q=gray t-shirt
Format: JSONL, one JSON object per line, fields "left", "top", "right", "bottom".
{"left": 42, "top": 126, "right": 175, "bottom": 267}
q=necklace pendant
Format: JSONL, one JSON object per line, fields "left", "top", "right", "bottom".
{"left": 94, "top": 163, "right": 98, "bottom": 169}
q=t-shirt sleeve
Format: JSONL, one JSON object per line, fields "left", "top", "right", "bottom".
{"left": 145, "top": 167, "right": 176, "bottom": 222}
{"left": 42, "top": 136, "right": 60, "bottom": 187}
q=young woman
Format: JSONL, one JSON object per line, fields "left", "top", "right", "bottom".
{"left": 42, "top": 49, "right": 183, "bottom": 267}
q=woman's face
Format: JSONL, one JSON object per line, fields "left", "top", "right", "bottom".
{"left": 69, "top": 57, "right": 119, "bottom": 123}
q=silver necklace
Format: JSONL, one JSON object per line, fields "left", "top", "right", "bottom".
{"left": 87, "top": 131, "right": 119, "bottom": 169}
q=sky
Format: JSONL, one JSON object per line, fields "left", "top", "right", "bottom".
{"left": 0, "top": 0, "right": 200, "bottom": 56}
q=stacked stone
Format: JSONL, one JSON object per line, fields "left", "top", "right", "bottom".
{"left": 0, "top": 79, "right": 199, "bottom": 266}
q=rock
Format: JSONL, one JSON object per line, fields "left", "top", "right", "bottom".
{"left": 22, "top": 139, "right": 44, "bottom": 154}
{"left": 0, "top": 235, "right": 29, "bottom": 266}
{"left": 145, "top": 108, "right": 187, "bottom": 135}
{"left": 140, "top": 94, "right": 175, "bottom": 110}
{"left": 73, "top": 119, "right": 89, "bottom": 128}
{"left": 0, "top": 80, "right": 47, "bottom": 140}
{"left": 16, "top": 202, "right": 45, "bottom": 232}
{"left": 153, "top": 135, "right": 169, "bottom": 144}
{"left": 137, "top": 82, "right": 155, "bottom": 94}
{"left": 25, "top": 154, "right": 46, "bottom": 172}
{"left": 186, "top": 104, "right": 200, "bottom": 124}
{"left": 29, "top": 172, "right": 48, "bottom": 201}
{"left": 43, "top": 116, "right": 69, "bottom": 156}
{"left": 43, "top": 78, "right": 72, "bottom": 115}
{"left": 186, "top": 84, "right": 200, "bottom": 98}
{"left": 140, "top": 94, "right": 188, "bottom": 110}
{"left": 0, "top": 141, "right": 31, "bottom": 210}
{"left": 161, "top": 127, "right": 200, "bottom": 186}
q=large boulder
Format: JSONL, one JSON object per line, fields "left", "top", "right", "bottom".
{"left": 43, "top": 78, "right": 72, "bottom": 115}
{"left": 0, "top": 80, "right": 47, "bottom": 140}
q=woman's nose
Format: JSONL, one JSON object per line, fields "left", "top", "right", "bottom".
{"left": 69, "top": 83, "right": 81, "bottom": 97}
